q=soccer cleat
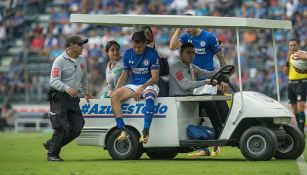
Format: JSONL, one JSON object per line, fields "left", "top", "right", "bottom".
{"left": 139, "top": 134, "right": 149, "bottom": 144}
{"left": 117, "top": 130, "right": 129, "bottom": 141}
{"left": 188, "top": 148, "right": 210, "bottom": 157}
{"left": 210, "top": 146, "right": 221, "bottom": 157}
{"left": 47, "top": 155, "right": 64, "bottom": 161}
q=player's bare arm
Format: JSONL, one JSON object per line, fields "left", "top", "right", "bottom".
{"left": 215, "top": 51, "right": 227, "bottom": 68}
{"left": 115, "top": 70, "right": 129, "bottom": 90}
{"left": 170, "top": 28, "right": 182, "bottom": 50}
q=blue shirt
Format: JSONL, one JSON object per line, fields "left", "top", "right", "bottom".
{"left": 123, "top": 46, "right": 160, "bottom": 85}
{"left": 179, "top": 30, "right": 221, "bottom": 71}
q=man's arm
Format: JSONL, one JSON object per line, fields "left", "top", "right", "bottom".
{"left": 215, "top": 50, "right": 227, "bottom": 68}
{"left": 50, "top": 59, "right": 70, "bottom": 92}
{"left": 80, "top": 60, "right": 89, "bottom": 95}
{"left": 283, "top": 54, "right": 291, "bottom": 76}
{"left": 171, "top": 65, "right": 208, "bottom": 90}
{"left": 169, "top": 28, "right": 182, "bottom": 50}
{"left": 143, "top": 69, "right": 159, "bottom": 88}
{"left": 114, "top": 70, "right": 129, "bottom": 90}
{"left": 193, "top": 65, "right": 217, "bottom": 79}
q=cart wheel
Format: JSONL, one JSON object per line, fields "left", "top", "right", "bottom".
{"left": 275, "top": 125, "right": 305, "bottom": 160}
{"left": 107, "top": 128, "right": 143, "bottom": 160}
{"left": 239, "top": 126, "right": 277, "bottom": 161}
{"left": 146, "top": 148, "right": 178, "bottom": 159}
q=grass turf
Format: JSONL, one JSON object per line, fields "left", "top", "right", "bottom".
{"left": 0, "top": 132, "right": 305, "bottom": 175}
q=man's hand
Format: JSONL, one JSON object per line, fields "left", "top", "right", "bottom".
{"left": 134, "top": 85, "right": 145, "bottom": 101}
{"left": 84, "top": 94, "right": 92, "bottom": 103}
{"left": 218, "top": 82, "right": 229, "bottom": 92}
{"left": 293, "top": 50, "right": 307, "bottom": 60}
{"left": 66, "top": 87, "right": 78, "bottom": 97}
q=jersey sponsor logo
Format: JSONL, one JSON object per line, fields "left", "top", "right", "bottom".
{"left": 194, "top": 48, "right": 206, "bottom": 55}
{"left": 176, "top": 71, "right": 184, "bottom": 81}
{"left": 81, "top": 103, "right": 168, "bottom": 118}
{"left": 132, "top": 68, "right": 149, "bottom": 74}
{"left": 51, "top": 67, "right": 60, "bottom": 77}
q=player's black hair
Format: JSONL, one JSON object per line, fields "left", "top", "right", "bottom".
{"left": 180, "top": 42, "right": 195, "bottom": 55}
{"left": 132, "top": 31, "right": 146, "bottom": 44}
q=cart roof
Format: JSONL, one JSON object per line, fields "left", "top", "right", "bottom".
{"left": 70, "top": 14, "right": 292, "bottom": 29}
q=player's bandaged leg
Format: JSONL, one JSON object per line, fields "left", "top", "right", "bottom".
{"left": 140, "top": 92, "right": 156, "bottom": 143}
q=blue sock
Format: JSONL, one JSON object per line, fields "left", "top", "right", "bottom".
{"left": 115, "top": 117, "right": 125, "bottom": 129}
{"left": 144, "top": 93, "right": 155, "bottom": 130}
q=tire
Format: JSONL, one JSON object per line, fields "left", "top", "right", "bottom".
{"left": 239, "top": 126, "right": 278, "bottom": 161}
{"left": 107, "top": 128, "right": 143, "bottom": 160}
{"left": 275, "top": 125, "right": 305, "bottom": 160}
{"left": 146, "top": 148, "right": 178, "bottom": 159}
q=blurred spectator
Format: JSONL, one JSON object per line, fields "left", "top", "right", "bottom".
{"left": 0, "top": 103, "right": 17, "bottom": 130}
{"left": 31, "top": 33, "right": 45, "bottom": 53}
{"left": 0, "top": 21, "right": 6, "bottom": 41}
{"left": 286, "top": 0, "right": 299, "bottom": 19}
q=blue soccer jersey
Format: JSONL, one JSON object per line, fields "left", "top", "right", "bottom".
{"left": 179, "top": 30, "right": 221, "bottom": 71}
{"left": 123, "top": 46, "right": 160, "bottom": 85}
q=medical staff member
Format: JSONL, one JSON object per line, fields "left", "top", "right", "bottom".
{"left": 44, "top": 34, "right": 92, "bottom": 161}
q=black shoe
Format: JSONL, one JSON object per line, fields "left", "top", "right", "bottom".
{"left": 43, "top": 142, "right": 49, "bottom": 150}
{"left": 47, "top": 155, "right": 64, "bottom": 161}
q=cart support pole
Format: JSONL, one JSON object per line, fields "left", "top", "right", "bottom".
{"left": 233, "top": 27, "right": 244, "bottom": 124}
{"left": 272, "top": 29, "right": 280, "bottom": 102}
{"left": 236, "top": 28, "right": 243, "bottom": 107}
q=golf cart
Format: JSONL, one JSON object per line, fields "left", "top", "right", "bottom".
{"left": 71, "top": 14, "right": 305, "bottom": 161}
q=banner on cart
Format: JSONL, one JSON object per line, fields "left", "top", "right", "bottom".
{"left": 81, "top": 103, "right": 168, "bottom": 118}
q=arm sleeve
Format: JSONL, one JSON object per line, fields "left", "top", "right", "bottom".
{"left": 50, "top": 59, "right": 70, "bottom": 92}
{"left": 80, "top": 60, "right": 89, "bottom": 94}
{"left": 193, "top": 64, "right": 217, "bottom": 79}
{"left": 122, "top": 51, "right": 130, "bottom": 70}
{"left": 150, "top": 50, "right": 160, "bottom": 70}
{"left": 178, "top": 33, "right": 188, "bottom": 44}
{"left": 209, "top": 34, "right": 221, "bottom": 54}
{"left": 170, "top": 64, "right": 206, "bottom": 90}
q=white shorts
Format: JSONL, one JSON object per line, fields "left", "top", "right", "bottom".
{"left": 124, "top": 84, "right": 159, "bottom": 96}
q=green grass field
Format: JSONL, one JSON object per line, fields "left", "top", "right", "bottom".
{"left": 0, "top": 132, "right": 306, "bottom": 175}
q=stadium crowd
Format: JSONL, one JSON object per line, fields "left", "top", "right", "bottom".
{"left": 0, "top": 0, "right": 306, "bottom": 104}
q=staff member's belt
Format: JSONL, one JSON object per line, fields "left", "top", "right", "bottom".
{"left": 289, "top": 79, "right": 307, "bottom": 83}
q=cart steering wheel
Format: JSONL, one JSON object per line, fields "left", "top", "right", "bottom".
{"left": 210, "top": 65, "right": 235, "bottom": 85}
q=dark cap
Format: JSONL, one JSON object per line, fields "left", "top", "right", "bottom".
{"left": 65, "top": 34, "right": 88, "bottom": 47}
{"left": 132, "top": 31, "right": 146, "bottom": 43}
